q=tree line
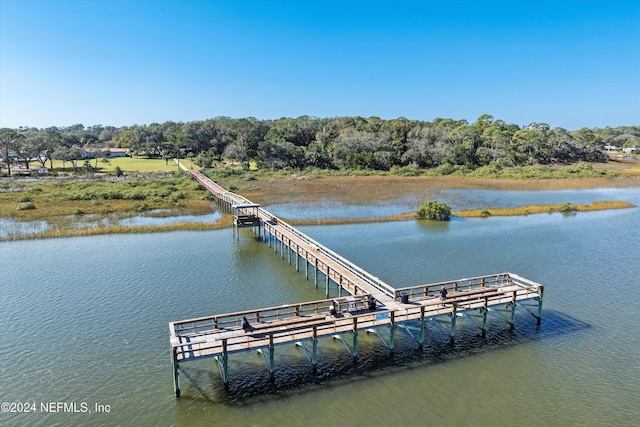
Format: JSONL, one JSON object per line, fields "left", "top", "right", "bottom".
{"left": 1, "top": 115, "right": 639, "bottom": 175}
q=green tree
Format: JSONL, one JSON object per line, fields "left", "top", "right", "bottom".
{"left": 415, "top": 200, "right": 451, "bottom": 221}
{"left": 0, "top": 128, "right": 23, "bottom": 175}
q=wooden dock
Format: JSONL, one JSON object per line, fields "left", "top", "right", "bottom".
{"left": 170, "top": 168, "right": 544, "bottom": 396}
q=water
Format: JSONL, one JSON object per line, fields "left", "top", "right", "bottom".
{"left": 0, "top": 208, "right": 223, "bottom": 239}
{"left": 1, "top": 188, "right": 639, "bottom": 426}
{"left": 267, "top": 188, "right": 639, "bottom": 219}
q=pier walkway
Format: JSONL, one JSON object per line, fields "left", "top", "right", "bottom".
{"left": 170, "top": 168, "right": 544, "bottom": 396}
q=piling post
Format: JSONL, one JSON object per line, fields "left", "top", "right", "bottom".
{"left": 450, "top": 303, "right": 457, "bottom": 342}
{"left": 314, "top": 259, "right": 319, "bottom": 288}
{"left": 172, "top": 347, "right": 180, "bottom": 397}
{"left": 510, "top": 291, "right": 517, "bottom": 329}
{"left": 389, "top": 311, "right": 395, "bottom": 351}
{"left": 222, "top": 339, "right": 229, "bottom": 389}
{"left": 312, "top": 326, "right": 318, "bottom": 368}
{"left": 537, "top": 286, "right": 544, "bottom": 325}
{"left": 419, "top": 306, "right": 425, "bottom": 346}
{"left": 325, "top": 272, "right": 330, "bottom": 298}
{"left": 268, "top": 333, "right": 275, "bottom": 380}
{"left": 352, "top": 317, "right": 358, "bottom": 358}
{"left": 481, "top": 297, "right": 489, "bottom": 337}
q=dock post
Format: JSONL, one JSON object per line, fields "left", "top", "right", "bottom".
{"left": 419, "top": 306, "right": 425, "bottom": 346}
{"left": 338, "top": 275, "right": 342, "bottom": 297}
{"left": 537, "top": 286, "right": 544, "bottom": 325}
{"left": 482, "top": 297, "right": 489, "bottom": 337}
{"left": 325, "top": 272, "right": 330, "bottom": 298}
{"left": 510, "top": 291, "right": 517, "bottom": 329}
{"left": 305, "top": 256, "right": 309, "bottom": 280}
{"left": 312, "top": 326, "right": 318, "bottom": 368}
{"left": 222, "top": 339, "right": 229, "bottom": 389}
{"left": 450, "top": 303, "right": 457, "bottom": 342}
{"left": 352, "top": 317, "right": 358, "bottom": 358}
{"left": 269, "top": 333, "right": 275, "bottom": 380}
{"left": 314, "top": 260, "right": 319, "bottom": 288}
{"left": 288, "top": 242, "right": 291, "bottom": 265}
{"left": 295, "top": 248, "right": 299, "bottom": 271}
{"left": 389, "top": 311, "right": 395, "bottom": 351}
{"left": 172, "top": 347, "right": 180, "bottom": 397}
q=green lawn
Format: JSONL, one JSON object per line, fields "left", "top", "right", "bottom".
{"left": 45, "top": 157, "right": 201, "bottom": 174}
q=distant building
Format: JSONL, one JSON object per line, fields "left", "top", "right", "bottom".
{"left": 85, "top": 147, "right": 129, "bottom": 158}
{"left": 107, "top": 148, "right": 129, "bottom": 157}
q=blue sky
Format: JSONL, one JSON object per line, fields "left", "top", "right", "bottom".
{"left": 1, "top": 0, "right": 639, "bottom": 130}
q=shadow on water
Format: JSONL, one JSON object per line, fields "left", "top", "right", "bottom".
{"left": 177, "top": 310, "right": 590, "bottom": 407}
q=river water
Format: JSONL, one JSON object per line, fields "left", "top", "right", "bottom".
{"left": 1, "top": 188, "right": 639, "bottom": 426}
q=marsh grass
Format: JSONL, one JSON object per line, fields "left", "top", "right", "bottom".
{"left": 1, "top": 215, "right": 233, "bottom": 241}
{"left": 233, "top": 172, "right": 637, "bottom": 208}
{"left": 454, "top": 201, "right": 634, "bottom": 217}
{"left": 0, "top": 175, "right": 213, "bottom": 221}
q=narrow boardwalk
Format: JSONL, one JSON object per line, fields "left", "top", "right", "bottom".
{"left": 170, "top": 167, "right": 544, "bottom": 396}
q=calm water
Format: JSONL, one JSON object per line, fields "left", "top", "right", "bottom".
{"left": 1, "top": 188, "right": 639, "bottom": 426}
{"left": 0, "top": 207, "right": 222, "bottom": 239}
{"left": 268, "top": 188, "right": 639, "bottom": 219}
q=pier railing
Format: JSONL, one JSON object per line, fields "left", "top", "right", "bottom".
{"left": 257, "top": 206, "right": 397, "bottom": 298}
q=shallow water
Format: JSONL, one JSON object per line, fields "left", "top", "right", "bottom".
{"left": 266, "top": 187, "right": 639, "bottom": 219}
{"left": 0, "top": 188, "right": 638, "bottom": 426}
{"left": 0, "top": 207, "right": 222, "bottom": 239}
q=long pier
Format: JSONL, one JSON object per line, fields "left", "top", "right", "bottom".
{"left": 170, "top": 169, "right": 544, "bottom": 396}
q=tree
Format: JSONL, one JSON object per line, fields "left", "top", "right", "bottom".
{"left": 0, "top": 128, "right": 24, "bottom": 175}
{"left": 14, "top": 130, "right": 43, "bottom": 169}
{"left": 415, "top": 200, "right": 451, "bottom": 221}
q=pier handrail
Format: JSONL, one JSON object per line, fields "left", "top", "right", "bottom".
{"left": 257, "top": 206, "right": 397, "bottom": 298}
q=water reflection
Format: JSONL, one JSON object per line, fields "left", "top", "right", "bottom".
{"left": 0, "top": 217, "right": 50, "bottom": 238}
{"left": 177, "top": 309, "right": 591, "bottom": 406}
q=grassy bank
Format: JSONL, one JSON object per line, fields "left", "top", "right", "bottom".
{"left": 453, "top": 201, "right": 635, "bottom": 217}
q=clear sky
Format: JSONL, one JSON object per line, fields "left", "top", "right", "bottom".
{"left": 1, "top": 0, "right": 639, "bottom": 130}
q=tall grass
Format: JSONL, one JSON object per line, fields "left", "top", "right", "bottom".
{"left": 1, "top": 215, "right": 233, "bottom": 241}
{"left": 454, "top": 201, "right": 634, "bottom": 217}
